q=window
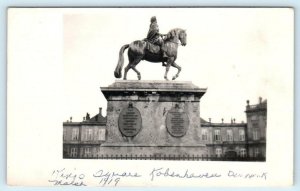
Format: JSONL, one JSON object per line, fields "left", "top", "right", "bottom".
{"left": 84, "top": 147, "right": 91, "bottom": 157}
{"left": 71, "top": 128, "right": 79, "bottom": 140}
{"left": 252, "top": 122, "right": 259, "bottom": 128}
{"left": 251, "top": 115, "right": 259, "bottom": 128}
{"left": 254, "top": 148, "right": 260, "bottom": 157}
{"left": 239, "top": 129, "right": 245, "bottom": 141}
{"left": 214, "top": 130, "right": 221, "bottom": 141}
{"left": 253, "top": 130, "right": 259, "bottom": 140}
{"left": 98, "top": 129, "right": 106, "bottom": 141}
{"left": 251, "top": 115, "right": 258, "bottom": 121}
{"left": 226, "top": 129, "right": 233, "bottom": 141}
{"left": 93, "top": 147, "right": 97, "bottom": 157}
{"left": 83, "top": 129, "right": 88, "bottom": 140}
{"left": 240, "top": 148, "right": 246, "bottom": 158}
{"left": 88, "top": 128, "right": 93, "bottom": 140}
{"left": 95, "top": 147, "right": 101, "bottom": 157}
{"left": 63, "top": 128, "right": 66, "bottom": 140}
{"left": 201, "top": 129, "right": 208, "bottom": 141}
{"left": 215, "top": 148, "right": 222, "bottom": 157}
{"left": 263, "top": 116, "right": 267, "bottom": 123}
{"left": 70, "top": 147, "right": 77, "bottom": 157}
{"left": 83, "top": 128, "right": 93, "bottom": 141}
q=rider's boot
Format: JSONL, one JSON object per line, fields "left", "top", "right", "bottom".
{"left": 161, "top": 42, "right": 168, "bottom": 66}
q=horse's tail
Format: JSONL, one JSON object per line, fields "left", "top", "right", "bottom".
{"left": 114, "top": 44, "right": 129, "bottom": 78}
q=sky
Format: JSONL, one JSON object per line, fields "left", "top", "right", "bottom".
{"left": 63, "top": 8, "right": 293, "bottom": 123}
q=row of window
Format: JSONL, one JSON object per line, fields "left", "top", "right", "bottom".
{"left": 64, "top": 128, "right": 259, "bottom": 142}
{"left": 202, "top": 129, "right": 245, "bottom": 141}
{"left": 202, "top": 129, "right": 260, "bottom": 141}
{"left": 63, "top": 128, "right": 106, "bottom": 141}
{"left": 69, "top": 147, "right": 99, "bottom": 157}
{"left": 215, "top": 148, "right": 261, "bottom": 158}
{"left": 214, "top": 148, "right": 261, "bottom": 158}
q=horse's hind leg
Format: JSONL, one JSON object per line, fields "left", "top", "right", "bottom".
{"left": 171, "top": 62, "right": 182, "bottom": 80}
{"left": 132, "top": 57, "right": 142, "bottom": 80}
{"left": 123, "top": 49, "right": 135, "bottom": 80}
{"left": 132, "top": 67, "right": 141, "bottom": 80}
{"left": 124, "top": 57, "right": 142, "bottom": 80}
{"left": 123, "top": 64, "right": 130, "bottom": 80}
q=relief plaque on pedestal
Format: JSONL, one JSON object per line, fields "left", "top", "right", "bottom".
{"left": 166, "top": 105, "right": 189, "bottom": 137}
{"left": 118, "top": 103, "right": 142, "bottom": 137}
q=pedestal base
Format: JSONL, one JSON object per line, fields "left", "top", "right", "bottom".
{"left": 100, "top": 80, "right": 207, "bottom": 159}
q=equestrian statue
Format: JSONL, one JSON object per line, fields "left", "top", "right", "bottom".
{"left": 114, "top": 16, "right": 187, "bottom": 81}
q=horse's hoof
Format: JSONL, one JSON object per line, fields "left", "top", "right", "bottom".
{"left": 138, "top": 75, "right": 141, "bottom": 80}
{"left": 172, "top": 77, "right": 176, "bottom": 80}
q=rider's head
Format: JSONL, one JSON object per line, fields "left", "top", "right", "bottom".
{"left": 150, "top": 16, "right": 157, "bottom": 23}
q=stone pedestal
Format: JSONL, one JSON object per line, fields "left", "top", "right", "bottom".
{"left": 100, "top": 80, "right": 208, "bottom": 158}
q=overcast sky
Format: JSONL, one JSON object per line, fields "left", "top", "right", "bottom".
{"left": 63, "top": 8, "right": 292, "bottom": 123}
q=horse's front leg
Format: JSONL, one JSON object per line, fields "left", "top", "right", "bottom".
{"left": 171, "top": 62, "right": 182, "bottom": 80}
{"left": 164, "top": 65, "right": 170, "bottom": 81}
{"left": 164, "top": 58, "right": 174, "bottom": 80}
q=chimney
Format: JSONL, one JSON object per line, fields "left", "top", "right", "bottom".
{"left": 209, "top": 118, "right": 211, "bottom": 123}
{"left": 246, "top": 100, "right": 250, "bottom": 109}
{"left": 86, "top": 113, "right": 90, "bottom": 120}
{"left": 233, "top": 118, "right": 236, "bottom": 123}
{"left": 99, "top": 107, "right": 102, "bottom": 117}
{"left": 221, "top": 118, "right": 224, "bottom": 123}
{"left": 259, "top": 97, "right": 262, "bottom": 104}
{"left": 70, "top": 117, "right": 72, "bottom": 123}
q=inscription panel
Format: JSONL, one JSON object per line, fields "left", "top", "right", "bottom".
{"left": 166, "top": 108, "right": 189, "bottom": 137}
{"left": 118, "top": 106, "right": 142, "bottom": 137}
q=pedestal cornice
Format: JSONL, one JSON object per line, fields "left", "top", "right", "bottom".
{"left": 101, "top": 80, "right": 207, "bottom": 101}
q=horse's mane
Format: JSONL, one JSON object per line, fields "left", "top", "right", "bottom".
{"left": 166, "top": 28, "right": 184, "bottom": 40}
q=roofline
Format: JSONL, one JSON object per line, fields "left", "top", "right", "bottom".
{"left": 63, "top": 122, "right": 106, "bottom": 126}
{"left": 201, "top": 123, "right": 247, "bottom": 127}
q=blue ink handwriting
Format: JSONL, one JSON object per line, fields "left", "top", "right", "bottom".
{"left": 228, "top": 170, "right": 267, "bottom": 180}
{"left": 48, "top": 168, "right": 86, "bottom": 186}
{"left": 149, "top": 167, "right": 222, "bottom": 181}
{"left": 93, "top": 169, "right": 142, "bottom": 186}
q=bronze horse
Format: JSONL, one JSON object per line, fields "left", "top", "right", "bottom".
{"left": 114, "top": 28, "right": 187, "bottom": 80}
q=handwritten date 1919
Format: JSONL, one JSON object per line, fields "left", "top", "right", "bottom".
{"left": 93, "top": 169, "right": 141, "bottom": 187}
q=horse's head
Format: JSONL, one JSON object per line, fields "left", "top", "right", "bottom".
{"left": 166, "top": 28, "right": 187, "bottom": 46}
{"left": 178, "top": 29, "right": 187, "bottom": 46}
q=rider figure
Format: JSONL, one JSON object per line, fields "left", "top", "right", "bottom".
{"left": 146, "top": 16, "right": 168, "bottom": 63}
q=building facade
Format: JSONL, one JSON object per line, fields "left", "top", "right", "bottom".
{"left": 245, "top": 97, "right": 267, "bottom": 159}
{"left": 63, "top": 98, "right": 267, "bottom": 161}
{"left": 63, "top": 108, "right": 106, "bottom": 158}
{"left": 201, "top": 121, "right": 248, "bottom": 160}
